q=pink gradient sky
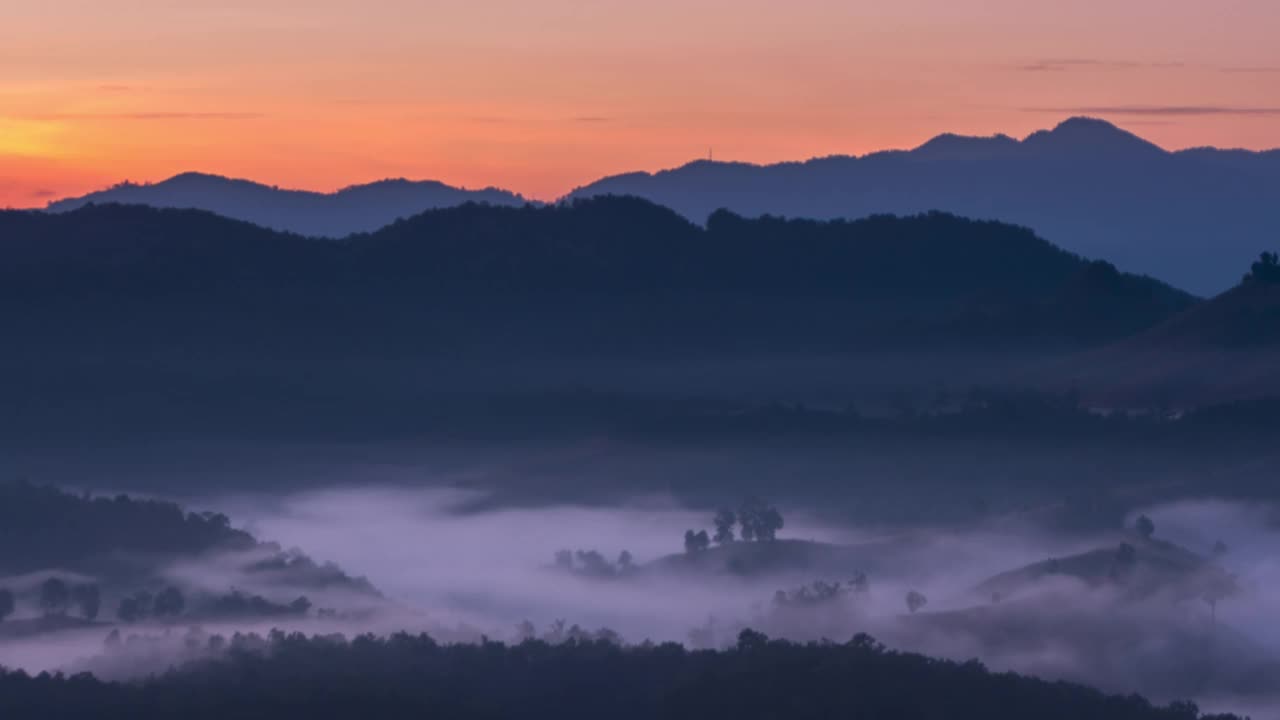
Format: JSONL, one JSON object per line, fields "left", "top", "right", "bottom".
{"left": 2, "top": 0, "right": 1278, "bottom": 207}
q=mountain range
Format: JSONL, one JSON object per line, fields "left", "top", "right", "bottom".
{"left": 569, "top": 118, "right": 1280, "bottom": 295}
{"left": 2, "top": 197, "right": 1191, "bottom": 346}
{"left": 42, "top": 118, "right": 1279, "bottom": 295}
{"left": 45, "top": 172, "right": 528, "bottom": 238}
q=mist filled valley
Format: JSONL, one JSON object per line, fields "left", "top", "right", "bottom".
{"left": 4, "top": 114, "right": 1280, "bottom": 718}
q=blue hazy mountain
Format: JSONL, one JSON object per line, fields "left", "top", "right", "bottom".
{"left": 45, "top": 172, "right": 529, "bottom": 238}
{"left": 569, "top": 118, "right": 1280, "bottom": 295}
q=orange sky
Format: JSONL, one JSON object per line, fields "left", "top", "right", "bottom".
{"left": 2, "top": 0, "right": 1279, "bottom": 208}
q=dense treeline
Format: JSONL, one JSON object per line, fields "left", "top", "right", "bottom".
{"left": 0, "top": 482, "right": 252, "bottom": 576}
{"left": 0, "top": 197, "right": 1192, "bottom": 342}
{"left": 0, "top": 630, "right": 1242, "bottom": 720}
{"left": 0, "top": 483, "right": 374, "bottom": 605}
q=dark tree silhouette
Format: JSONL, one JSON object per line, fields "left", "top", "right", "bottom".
{"left": 617, "top": 550, "right": 634, "bottom": 572}
{"left": 117, "top": 590, "right": 154, "bottom": 623}
{"left": 712, "top": 508, "right": 736, "bottom": 545}
{"left": 1211, "top": 540, "right": 1229, "bottom": 557}
{"left": 554, "top": 550, "right": 574, "bottom": 570}
{"left": 39, "top": 577, "right": 70, "bottom": 617}
{"left": 738, "top": 498, "right": 784, "bottom": 542}
{"left": 684, "top": 529, "right": 710, "bottom": 554}
{"left": 1135, "top": 515, "right": 1155, "bottom": 539}
{"left": 1, "top": 628, "right": 1241, "bottom": 720}
{"left": 153, "top": 586, "right": 186, "bottom": 617}
{"left": 1244, "top": 251, "right": 1280, "bottom": 285}
{"left": 905, "top": 590, "right": 928, "bottom": 614}
{"left": 850, "top": 572, "right": 870, "bottom": 594}
{"left": 71, "top": 583, "right": 101, "bottom": 621}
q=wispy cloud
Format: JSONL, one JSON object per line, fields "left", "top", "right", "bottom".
{"left": 1023, "top": 105, "right": 1280, "bottom": 117}
{"left": 1016, "top": 59, "right": 1183, "bottom": 73}
{"left": 1219, "top": 66, "right": 1280, "bottom": 74}
{"left": 571, "top": 116, "right": 611, "bottom": 124}
{"left": 30, "top": 189, "right": 58, "bottom": 198}
{"left": 31, "top": 111, "right": 263, "bottom": 121}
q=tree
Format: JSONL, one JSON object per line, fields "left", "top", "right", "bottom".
{"left": 1135, "top": 515, "right": 1155, "bottom": 539}
{"left": 1245, "top": 251, "right": 1280, "bottom": 285}
{"left": 553, "top": 549, "right": 573, "bottom": 570}
{"left": 905, "top": 590, "right": 928, "bottom": 614}
{"left": 738, "top": 498, "right": 785, "bottom": 542}
{"left": 684, "top": 529, "right": 710, "bottom": 554}
{"left": 71, "top": 584, "right": 101, "bottom": 621}
{"left": 1211, "top": 540, "right": 1229, "bottom": 557}
{"left": 117, "top": 596, "right": 140, "bottom": 623}
{"left": 757, "top": 506, "right": 784, "bottom": 541}
{"left": 39, "top": 577, "right": 70, "bottom": 617}
{"left": 1201, "top": 571, "right": 1239, "bottom": 623}
{"left": 153, "top": 586, "right": 186, "bottom": 617}
{"left": 850, "top": 572, "right": 869, "bottom": 594}
{"left": 617, "top": 550, "right": 634, "bottom": 572}
{"left": 712, "top": 508, "right": 736, "bottom": 545}
{"left": 0, "top": 588, "right": 14, "bottom": 622}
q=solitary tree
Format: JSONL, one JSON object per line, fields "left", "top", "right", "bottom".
{"left": 1245, "top": 251, "right": 1280, "bottom": 285}
{"left": 617, "top": 550, "right": 634, "bottom": 572}
{"left": 1202, "top": 572, "right": 1239, "bottom": 623}
{"left": 0, "top": 588, "right": 14, "bottom": 622}
{"left": 40, "top": 578, "right": 70, "bottom": 617}
{"left": 712, "top": 509, "right": 736, "bottom": 545}
{"left": 553, "top": 550, "right": 573, "bottom": 570}
{"left": 1135, "top": 515, "right": 1155, "bottom": 539}
{"left": 153, "top": 586, "right": 186, "bottom": 618}
{"left": 849, "top": 572, "right": 869, "bottom": 594}
{"left": 905, "top": 590, "right": 928, "bottom": 614}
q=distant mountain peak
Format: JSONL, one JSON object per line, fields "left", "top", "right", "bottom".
{"left": 913, "top": 132, "right": 1018, "bottom": 157}
{"left": 1023, "top": 116, "right": 1163, "bottom": 154}
{"left": 45, "top": 173, "right": 528, "bottom": 237}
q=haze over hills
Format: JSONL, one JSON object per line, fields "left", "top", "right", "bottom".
{"left": 44, "top": 172, "right": 529, "bottom": 238}
{"left": 1061, "top": 255, "right": 1280, "bottom": 407}
{"left": 569, "top": 118, "right": 1280, "bottom": 295}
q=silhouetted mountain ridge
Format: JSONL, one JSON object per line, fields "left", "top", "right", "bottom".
{"left": 0, "top": 197, "right": 1193, "bottom": 346}
{"left": 46, "top": 172, "right": 529, "bottom": 238}
{"left": 570, "top": 117, "right": 1280, "bottom": 294}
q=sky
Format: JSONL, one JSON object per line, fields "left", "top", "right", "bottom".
{"left": 2, "top": 0, "right": 1279, "bottom": 207}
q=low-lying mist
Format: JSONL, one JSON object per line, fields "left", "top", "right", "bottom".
{"left": 2, "top": 485, "right": 1276, "bottom": 714}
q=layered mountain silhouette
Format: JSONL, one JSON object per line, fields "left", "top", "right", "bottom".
{"left": 1062, "top": 254, "right": 1280, "bottom": 406}
{"left": 45, "top": 172, "right": 528, "bottom": 237}
{"left": 569, "top": 118, "right": 1280, "bottom": 295}
{"left": 1, "top": 197, "right": 1192, "bottom": 345}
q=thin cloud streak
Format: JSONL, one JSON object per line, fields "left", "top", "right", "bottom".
{"left": 28, "top": 111, "right": 264, "bottom": 121}
{"left": 1023, "top": 105, "right": 1280, "bottom": 117}
{"left": 1015, "top": 59, "right": 1183, "bottom": 73}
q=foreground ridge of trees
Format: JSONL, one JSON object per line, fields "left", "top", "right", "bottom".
{"left": 0, "top": 630, "right": 1241, "bottom": 720}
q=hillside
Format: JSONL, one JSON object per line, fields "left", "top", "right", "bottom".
{"left": 0, "top": 198, "right": 1193, "bottom": 343}
{"left": 1051, "top": 256, "right": 1280, "bottom": 406}
{"left": 45, "top": 173, "right": 528, "bottom": 237}
{"left": 569, "top": 117, "right": 1280, "bottom": 294}
{"left": 973, "top": 534, "right": 1232, "bottom": 604}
